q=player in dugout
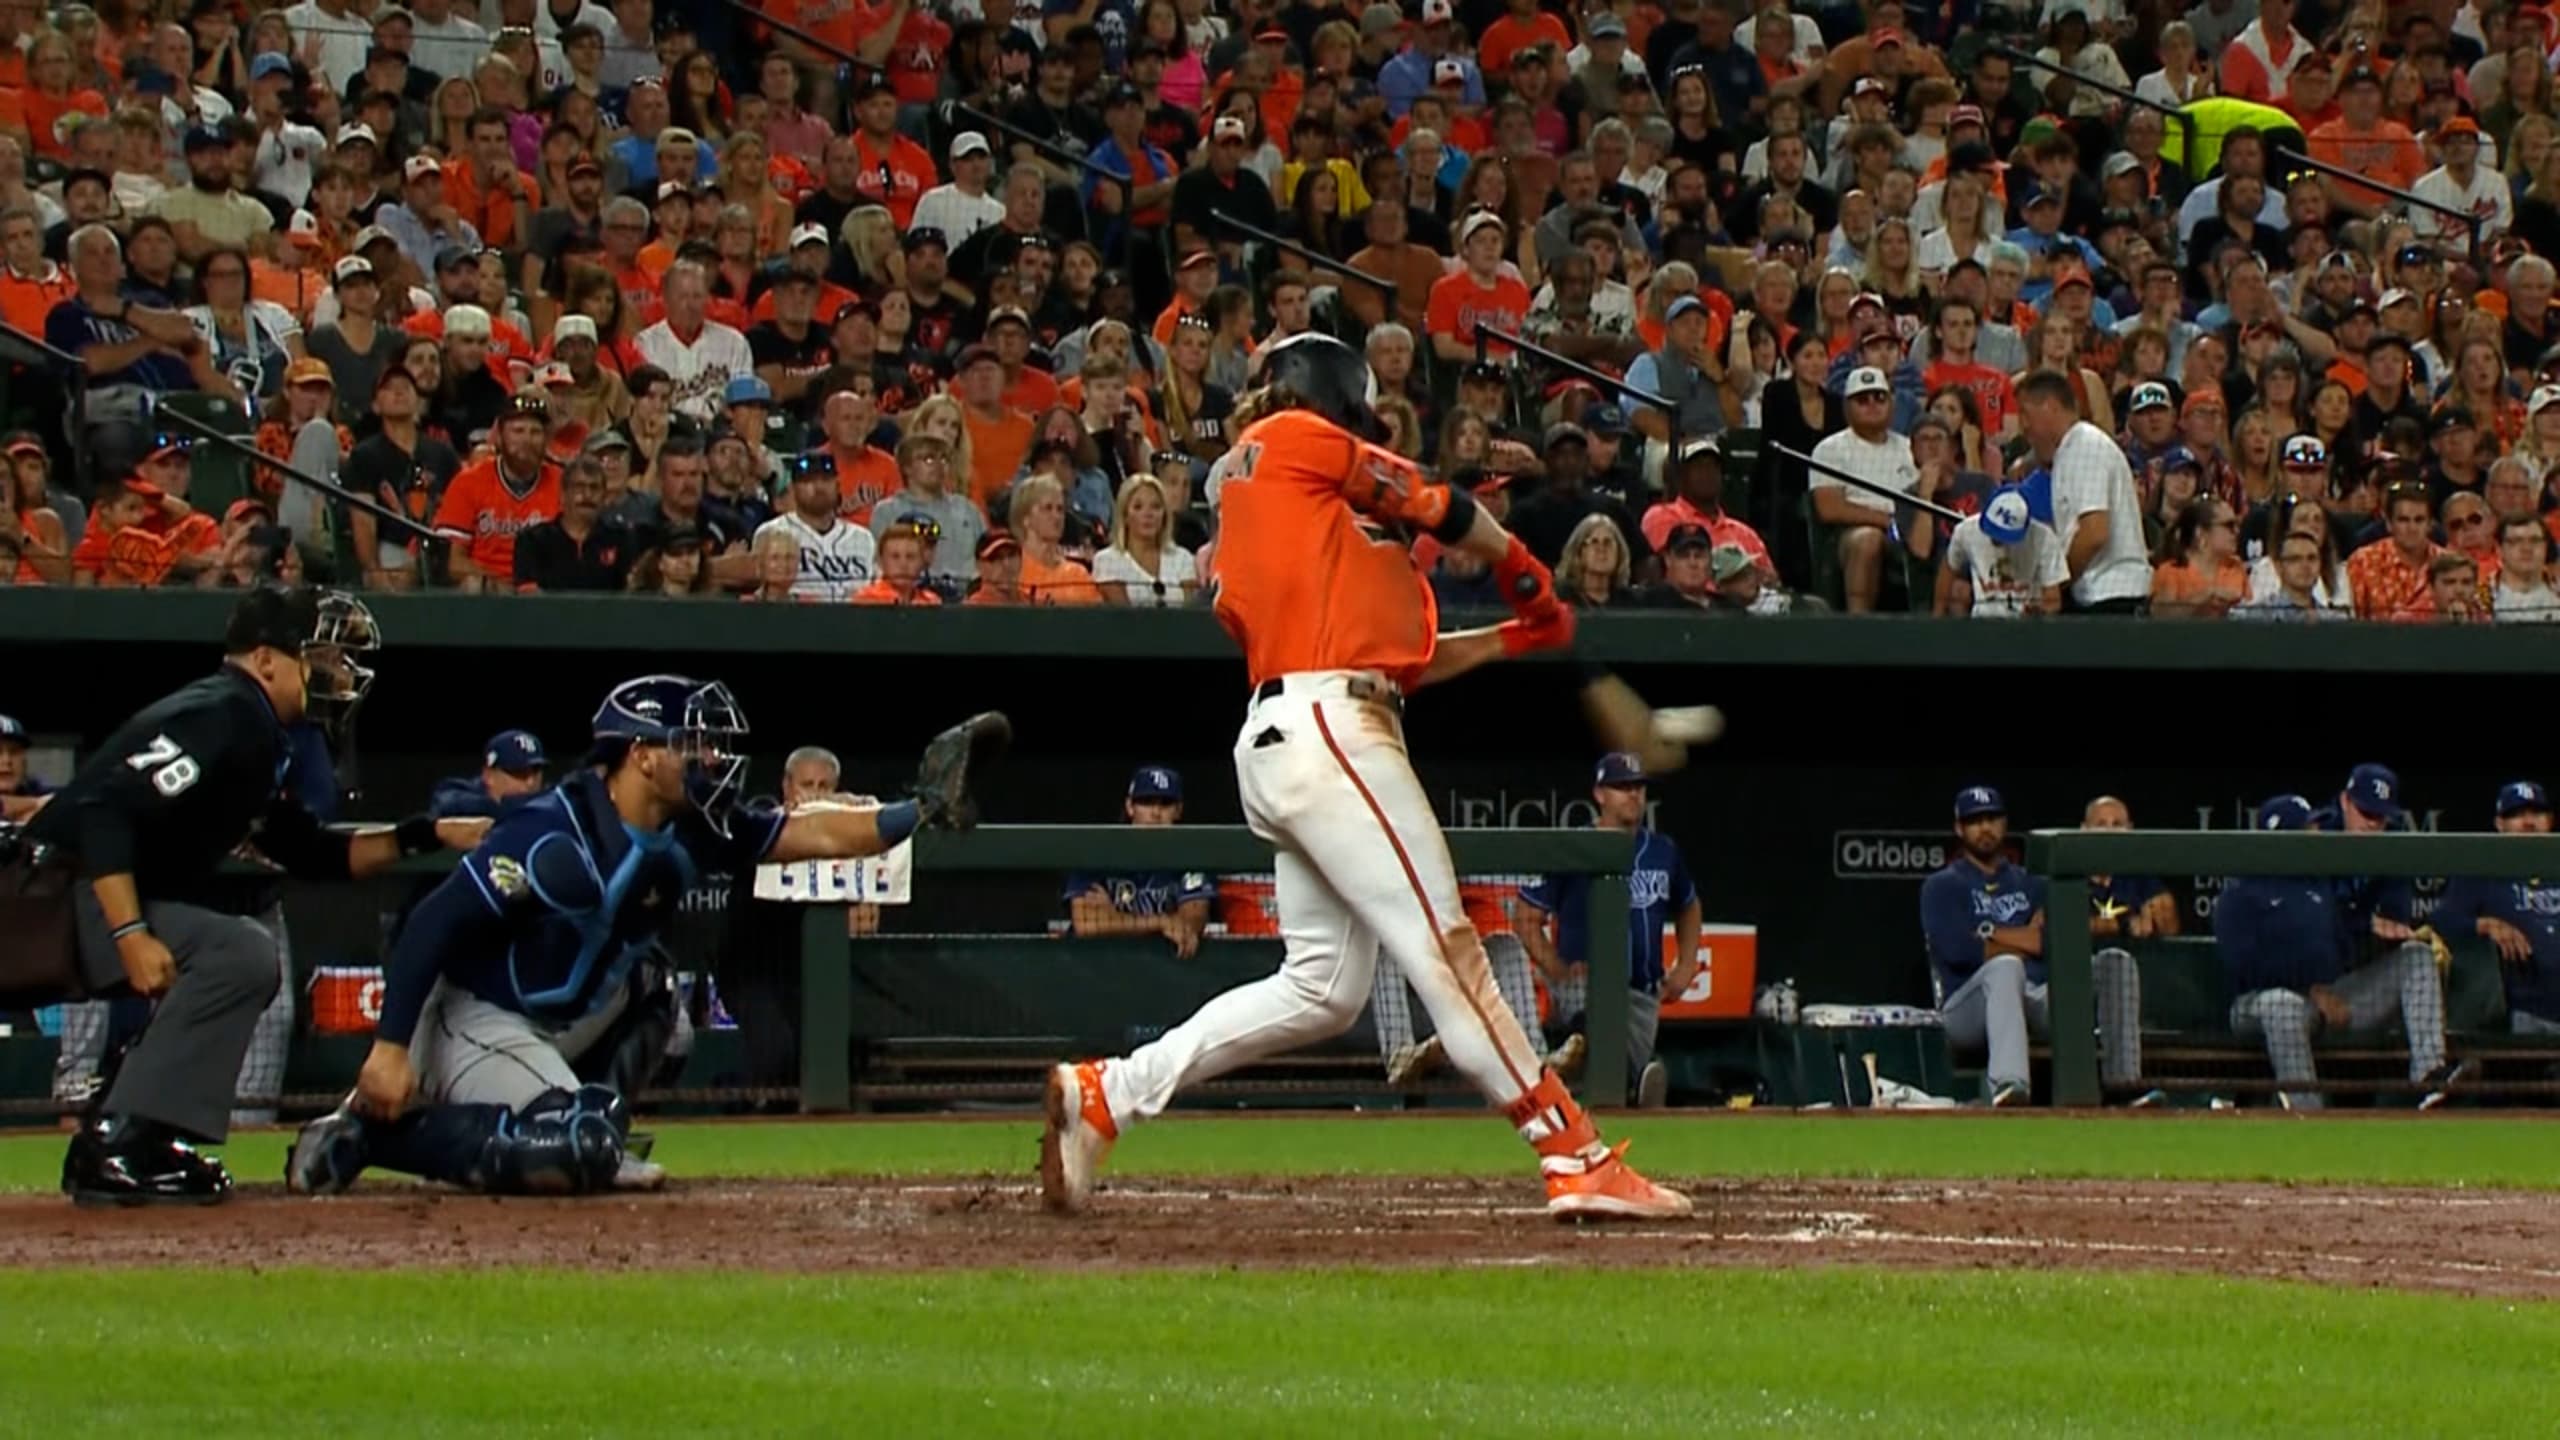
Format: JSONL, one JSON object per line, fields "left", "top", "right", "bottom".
{"left": 1061, "top": 765, "right": 1213, "bottom": 959}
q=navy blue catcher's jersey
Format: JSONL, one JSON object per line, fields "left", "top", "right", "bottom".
{"left": 442, "top": 768, "right": 784, "bottom": 1027}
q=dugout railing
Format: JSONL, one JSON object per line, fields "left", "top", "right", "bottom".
{"left": 2028, "top": 829, "right": 2560, "bottom": 1105}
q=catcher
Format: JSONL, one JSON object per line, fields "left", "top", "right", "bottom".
{"left": 1040, "top": 332, "right": 1691, "bottom": 1220}
{"left": 284, "top": 677, "right": 1007, "bottom": 1195}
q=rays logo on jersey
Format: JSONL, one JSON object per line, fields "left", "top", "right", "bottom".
{"left": 1972, "top": 887, "right": 2037, "bottom": 925}
{"left": 487, "top": 855, "right": 530, "bottom": 899}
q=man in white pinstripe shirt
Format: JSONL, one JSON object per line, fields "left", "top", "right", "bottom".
{"left": 2017, "top": 370, "right": 2151, "bottom": 614}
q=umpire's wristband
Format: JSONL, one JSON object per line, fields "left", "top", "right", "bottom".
{"left": 109, "top": 919, "right": 150, "bottom": 943}
{"left": 393, "top": 814, "right": 442, "bottom": 858}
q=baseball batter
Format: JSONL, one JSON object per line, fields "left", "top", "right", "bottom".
{"left": 285, "top": 677, "right": 1007, "bottom": 1196}
{"left": 1040, "top": 332, "right": 1691, "bottom": 1220}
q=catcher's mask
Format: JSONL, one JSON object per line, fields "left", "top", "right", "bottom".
{"left": 591, "top": 674, "right": 752, "bottom": 835}
{"left": 223, "top": 584, "right": 379, "bottom": 732}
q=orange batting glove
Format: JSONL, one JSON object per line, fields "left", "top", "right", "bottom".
{"left": 1497, "top": 603, "right": 1576, "bottom": 658}
{"left": 1491, "top": 535, "right": 1559, "bottom": 621}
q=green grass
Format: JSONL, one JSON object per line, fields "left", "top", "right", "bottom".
{"left": 5, "top": 1266, "right": 2554, "bottom": 1438}
{"left": 6, "top": 1112, "right": 2558, "bottom": 1194}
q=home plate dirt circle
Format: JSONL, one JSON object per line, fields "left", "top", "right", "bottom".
{"left": 4, "top": 1177, "right": 2555, "bottom": 1298}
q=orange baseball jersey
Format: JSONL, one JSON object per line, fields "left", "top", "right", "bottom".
{"left": 1459, "top": 878, "right": 1520, "bottom": 937}
{"left": 431, "top": 458, "right": 562, "bottom": 577}
{"left": 1209, "top": 407, "right": 1449, "bottom": 690}
{"left": 71, "top": 523, "right": 178, "bottom": 586}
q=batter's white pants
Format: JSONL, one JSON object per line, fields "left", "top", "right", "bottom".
{"left": 1100, "top": 672, "right": 1548, "bottom": 1123}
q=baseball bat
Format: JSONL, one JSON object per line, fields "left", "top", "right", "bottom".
{"left": 1577, "top": 666, "right": 1722, "bottom": 777}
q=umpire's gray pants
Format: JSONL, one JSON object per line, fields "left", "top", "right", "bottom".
{"left": 410, "top": 979, "right": 624, "bottom": 1109}
{"left": 55, "top": 905, "right": 297, "bottom": 1126}
{"left": 1941, "top": 949, "right": 2144, "bottom": 1097}
{"left": 2229, "top": 942, "right": 2447, "bottom": 1110}
{"left": 71, "top": 891, "right": 280, "bottom": 1143}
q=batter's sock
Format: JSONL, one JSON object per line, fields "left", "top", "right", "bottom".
{"left": 1504, "top": 1070, "right": 1606, "bottom": 1166}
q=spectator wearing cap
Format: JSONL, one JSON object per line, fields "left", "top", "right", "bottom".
{"left": 2438, "top": 781, "right": 2560, "bottom": 1035}
{"left": 432, "top": 393, "right": 562, "bottom": 590}
{"left": 1151, "top": 246, "right": 1221, "bottom": 347}
{"left": 0, "top": 434, "right": 70, "bottom": 584}
{"left": 373, "top": 154, "right": 482, "bottom": 286}
{"left": 964, "top": 530, "right": 1026, "bottom": 605}
{"left": 913, "top": 133, "right": 1006, "bottom": 251}
{"left": 0, "top": 713, "right": 47, "bottom": 821}
{"left": 745, "top": 268, "right": 840, "bottom": 416}
{"left": 2348, "top": 330, "right": 2431, "bottom": 455}
{"left": 851, "top": 518, "right": 944, "bottom": 606}
{"left": 302, "top": 251, "right": 408, "bottom": 426}
{"left": 842, "top": 74, "right": 934, "bottom": 231}
{"left": 1508, "top": 420, "right": 1649, "bottom": 569}
{"left": 1062, "top": 767, "right": 1214, "bottom": 958}
{"left": 1640, "top": 434, "right": 1774, "bottom": 572}
{"left": 1378, "top": 0, "right": 1481, "bottom": 116}
{"left": 946, "top": 165, "right": 1054, "bottom": 300}
{"left": 1170, "top": 113, "right": 1278, "bottom": 277}
{"left": 152, "top": 124, "right": 275, "bottom": 260}
{"left": 2118, "top": 380, "right": 2182, "bottom": 488}
{"left": 949, "top": 342, "right": 1035, "bottom": 508}
{"left": 1517, "top": 752, "right": 1698, "bottom": 1107}
{"left": 260, "top": 357, "right": 358, "bottom": 537}
{"left": 870, "top": 432, "right": 989, "bottom": 588}
{"left": 1630, "top": 519, "right": 1717, "bottom": 609}
{"left": 427, "top": 729, "right": 549, "bottom": 820}
{"left": 2017, "top": 368, "right": 2152, "bottom": 612}
{"left": 422, "top": 302, "right": 509, "bottom": 442}
{"left": 2345, "top": 480, "right": 2443, "bottom": 619}
{"left": 1085, "top": 83, "right": 1179, "bottom": 255}
{"left": 341, "top": 365, "right": 461, "bottom": 589}
{"left": 1619, "top": 291, "right": 1731, "bottom": 450}
{"left": 1938, "top": 480, "right": 2066, "bottom": 617}
{"left": 526, "top": 151, "right": 607, "bottom": 281}
{"left": 1920, "top": 785, "right": 2132, "bottom": 1105}
{"left": 2308, "top": 66, "right": 2425, "bottom": 221}
{"left": 751, "top": 449, "right": 872, "bottom": 601}
{"left": 544, "top": 313, "right": 628, "bottom": 432}
{"left": 1808, "top": 365, "right": 1923, "bottom": 611}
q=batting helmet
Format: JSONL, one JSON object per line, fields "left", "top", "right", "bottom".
{"left": 592, "top": 675, "right": 752, "bottom": 833}
{"left": 1248, "top": 331, "right": 1385, "bottom": 440}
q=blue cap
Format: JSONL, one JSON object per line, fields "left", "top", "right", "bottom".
{"left": 2498, "top": 780, "right": 2552, "bottom": 817}
{"left": 1980, "top": 484, "right": 2031, "bottom": 546}
{"left": 127, "top": 64, "right": 176, "bottom": 97}
{"left": 1665, "top": 295, "right": 1706, "bottom": 323}
{"left": 0, "top": 714, "right": 27, "bottom": 745}
{"left": 484, "top": 729, "right": 546, "bottom": 774}
{"left": 2256, "top": 794, "right": 2317, "bottom": 831}
{"left": 250, "top": 52, "right": 293, "bottom": 82}
{"left": 1128, "top": 765, "right": 1182, "bottom": 802}
{"left": 1581, "top": 402, "right": 1627, "bottom": 435}
{"left": 2158, "top": 444, "right": 2199, "bottom": 473}
{"left": 1954, "top": 785, "right": 2005, "bottom": 820}
{"left": 1595, "top": 752, "right": 1648, "bottom": 787}
{"left": 725, "top": 375, "right": 773, "bottom": 407}
{"left": 2344, "top": 762, "right": 2405, "bottom": 823}
{"left": 2016, "top": 467, "right": 2057, "bottom": 525}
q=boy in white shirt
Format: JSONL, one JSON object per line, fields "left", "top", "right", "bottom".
{"left": 1938, "top": 484, "right": 2067, "bottom": 616}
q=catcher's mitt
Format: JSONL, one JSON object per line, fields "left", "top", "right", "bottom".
{"left": 910, "top": 712, "right": 1011, "bottom": 830}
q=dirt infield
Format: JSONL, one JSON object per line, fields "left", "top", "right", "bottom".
{"left": 5, "top": 1174, "right": 2556, "bottom": 1297}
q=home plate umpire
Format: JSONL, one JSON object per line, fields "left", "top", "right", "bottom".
{"left": 0, "top": 585, "right": 484, "bottom": 1206}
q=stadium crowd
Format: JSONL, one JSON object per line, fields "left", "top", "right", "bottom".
{"left": 0, "top": 0, "right": 2558, "bottom": 616}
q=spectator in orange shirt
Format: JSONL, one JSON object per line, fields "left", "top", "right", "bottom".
{"left": 0, "top": 202, "right": 72, "bottom": 338}
{"left": 1008, "top": 474, "right": 1101, "bottom": 605}
{"left": 446, "top": 107, "right": 536, "bottom": 251}
{"left": 2347, "top": 483, "right": 2444, "bottom": 619}
{"left": 1477, "top": 0, "right": 1570, "bottom": 87}
{"left": 851, "top": 519, "right": 943, "bottom": 605}
{"left": 846, "top": 73, "right": 935, "bottom": 230}
{"left": 68, "top": 479, "right": 174, "bottom": 587}
{"left": 1153, "top": 247, "right": 1220, "bottom": 345}
{"left": 2150, "top": 496, "right": 2251, "bottom": 617}
{"left": 984, "top": 307, "right": 1060, "bottom": 413}
{"left": 1428, "top": 211, "right": 1533, "bottom": 364}
{"left": 2307, "top": 67, "right": 2425, "bottom": 219}
{"left": 432, "top": 394, "right": 563, "bottom": 591}
{"left": 965, "top": 530, "right": 1025, "bottom": 604}
{"left": 955, "top": 343, "right": 1035, "bottom": 509}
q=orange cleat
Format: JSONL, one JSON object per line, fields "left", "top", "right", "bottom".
{"left": 1038, "top": 1061, "right": 1118, "bottom": 1215}
{"left": 1542, "top": 1141, "right": 1693, "bottom": 1221}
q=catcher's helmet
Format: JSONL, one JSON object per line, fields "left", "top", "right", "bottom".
{"left": 1249, "top": 331, "right": 1385, "bottom": 441}
{"left": 592, "top": 675, "right": 752, "bottom": 834}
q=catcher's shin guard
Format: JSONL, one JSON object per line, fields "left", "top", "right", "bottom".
{"left": 366, "top": 1085, "right": 628, "bottom": 1195}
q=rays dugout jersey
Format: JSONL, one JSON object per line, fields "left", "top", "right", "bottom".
{"left": 1061, "top": 867, "right": 1215, "bottom": 916}
{"left": 756, "top": 511, "right": 876, "bottom": 602}
{"left": 1517, "top": 828, "right": 1694, "bottom": 993}
{"left": 376, "top": 768, "right": 785, "bottom": 1042}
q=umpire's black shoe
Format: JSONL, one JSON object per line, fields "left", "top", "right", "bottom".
{"left": 61, "top": 1115, "right": 234, "bottom": 1208}
{"left": 911, "top": 712, "right": 1011, "bottom": 831}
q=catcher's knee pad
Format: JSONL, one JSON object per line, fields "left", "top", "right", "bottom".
{"left": 478, "top": 1087, "right": 626, "bottom": 1195}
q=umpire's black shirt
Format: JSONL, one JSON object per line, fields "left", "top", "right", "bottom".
{"left": 27, "top": 667, "right": 351, "bottom": 906}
